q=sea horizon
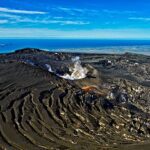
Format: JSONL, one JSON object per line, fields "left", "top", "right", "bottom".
{"left": 0, "top": 38, "right": 150, "bottom": 55}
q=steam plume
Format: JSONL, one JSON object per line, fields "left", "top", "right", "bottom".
{"left": 59, "top": 56, "right": 88, "bottom": 80}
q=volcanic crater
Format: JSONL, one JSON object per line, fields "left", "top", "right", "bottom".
{"left": 0, "top": 49, "right": 150, "bottom": 150}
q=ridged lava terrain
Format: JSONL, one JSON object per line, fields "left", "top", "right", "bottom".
{"left": 0, "top": 49, "right": 150, "bottom": 150}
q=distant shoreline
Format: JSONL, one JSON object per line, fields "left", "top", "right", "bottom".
{"left": 0, "top": 47, "right": 150, "bottom": 56}
{"left": 0, "top": 39, "right": 150, "bottom": 55}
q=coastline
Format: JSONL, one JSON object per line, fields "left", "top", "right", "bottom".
{"left": 0, "top": 39, "right": 150, "bottom": 55}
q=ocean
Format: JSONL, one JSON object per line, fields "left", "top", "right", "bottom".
{"left": 0, "top": 39, "right": 150, "bottom": 55}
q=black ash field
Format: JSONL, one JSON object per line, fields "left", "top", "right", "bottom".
{"left": 0, "top": 48, "right": 150, "bottom": 150}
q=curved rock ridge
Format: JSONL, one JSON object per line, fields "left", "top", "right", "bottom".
{"left": 0, "top": 49, "right": 150, "bottom": 150}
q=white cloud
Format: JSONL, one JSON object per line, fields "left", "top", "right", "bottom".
{"left": 56, "top": 7, "right": 71, "bottom": 12}
{"left": 0, "top": 20, "right": 8, "bottom": 24}
{"left": 22, "top": 19, "right": 89, "bottom": 25}
{"left": 0, "top": 13, "right": 20, "bottom": 20}
{"left": 1, "top": 16, "right": 89, "bottom": 25}
{"left": 103, "top": 9, "right": 136, "bottom": 14}
{"left": 58, "top": 20, "right": 90, "bottom": 25}
{"left": 0, "top": 7, "right": 47, "bottom": 14}
{"left": 129, "top": 17, "right": 150, "bottom": 21}
{"left": 53, "top": 7, "right": 136, "bottom": 18}
{"left": 53, "top": 7, "right": 98, "bottom": 15}
{"left": 53, "top": 17, "right": 64, "bottom": 19}
{"left": 0, "top": 28, "right": 150, "bottom": 39}
{"left": 0, "top": 11, "right": 89, "bottom": 25}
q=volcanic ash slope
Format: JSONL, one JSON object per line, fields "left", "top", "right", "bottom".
{"left": 0, "top": 49, "right": 150, "bottom": 150}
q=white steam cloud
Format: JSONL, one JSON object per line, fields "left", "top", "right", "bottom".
{"left": 59, "top": 56, "right": 88, "bottom": 80}
{"left": 45, "top": 64, "right": 53, "bottom": 73}
{"left": 45, "top": 56, "right": 88, "bottom": 80}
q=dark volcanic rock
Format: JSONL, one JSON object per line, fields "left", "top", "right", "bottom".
{"left": 116, "top": 93, "right": 128, "bottom": 104}
{"left": 0, "top": 48, "right": 150, "bottom": 150}
{"left": 14, "top": 48, "right": 41, "bottom": 54}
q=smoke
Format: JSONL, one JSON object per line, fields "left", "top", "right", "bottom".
{"left": 45, "top": 64, "right": 53, "bottom": 73}
{"left": 45, "top": 57, "right": 88, "bottom": 80}
{"left": 59, "top": 56, "right": 88, "bottom": 80}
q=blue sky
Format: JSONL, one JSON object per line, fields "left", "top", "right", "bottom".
{"left": 0, "top": 0, "right": 150, "bottom": 39}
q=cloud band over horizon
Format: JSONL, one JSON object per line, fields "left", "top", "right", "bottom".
{"left": 0, "top": 28, "right": 150, "bottom": 39}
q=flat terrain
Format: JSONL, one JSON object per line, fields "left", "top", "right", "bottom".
{"left": 0, "top": 49, "right": 150, "bottom": 150}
